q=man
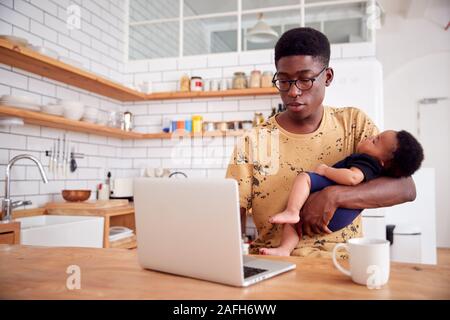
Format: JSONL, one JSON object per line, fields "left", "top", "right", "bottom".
{"left": 225, "top": 27, "right": 416, "bottom": 257}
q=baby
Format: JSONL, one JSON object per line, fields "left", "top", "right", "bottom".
{"left": 260, "top": 130, "right": 424, "bottom": 256}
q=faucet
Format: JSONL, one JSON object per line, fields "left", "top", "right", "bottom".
{"left": 1, "top": 154, "right": 48, "bottom": 221}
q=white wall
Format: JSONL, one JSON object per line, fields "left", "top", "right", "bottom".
{"left": 376, "top": 12, "right": 450, "bottom": 248}
{"left": 0, "top": 0, "right": 130, "bottom": 209}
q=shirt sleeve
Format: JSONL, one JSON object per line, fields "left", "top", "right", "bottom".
{"left": 348, "top": 155, "right": 382, "bottom": 182}
{"left": 351, "top": 108, "right": 380, "bottom": 152}
{"left": 225, "top": 135, "right": 254, "bottom": 214}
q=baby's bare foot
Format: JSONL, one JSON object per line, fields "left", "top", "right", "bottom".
{"left": 269, "top": 210, "right": 300, "bottom": 224}
{"left": 259, "top": 247, "right": 291, "bottom": 256}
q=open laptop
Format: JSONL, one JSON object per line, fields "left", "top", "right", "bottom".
{"left": 134, "top": 178, "right": 296, "bottom": 287}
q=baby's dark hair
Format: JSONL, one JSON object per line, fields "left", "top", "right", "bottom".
{"left": 384, "top": 130, "right": 424, "bottom": 178}
{"left": 274, "top": 27, "right": 330, "bottom": 67}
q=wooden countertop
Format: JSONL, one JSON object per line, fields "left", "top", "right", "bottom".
{"left": 0, "top": 245, "right": 449, "bottom": 299}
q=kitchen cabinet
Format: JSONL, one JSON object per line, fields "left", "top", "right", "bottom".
{"left": 0, "top": 221, "right": 20, "bottom": 245}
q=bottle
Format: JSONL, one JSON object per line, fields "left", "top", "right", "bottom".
{"left": 277, "top": 103, "right": 285, "bottom": 113}
{"left": 269, "top": 107, "right": 276, "bottom": 118}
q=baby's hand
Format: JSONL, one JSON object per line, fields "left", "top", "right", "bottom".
{"left": 314, "top": 163, "right": 328, "bottom": 175}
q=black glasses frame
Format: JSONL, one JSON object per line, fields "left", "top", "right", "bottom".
{"left": 272, "top": 66, "right": 328, "bottom": 92}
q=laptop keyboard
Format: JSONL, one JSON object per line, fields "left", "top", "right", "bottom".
{"left": 243, "top": 266, "right": 268, "bottom": 278}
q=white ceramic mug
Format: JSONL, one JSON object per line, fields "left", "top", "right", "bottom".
{"left": 332, "top": 238, "right": 390, "bottom": 288}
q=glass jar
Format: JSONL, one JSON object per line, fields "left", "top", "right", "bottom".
{"left": 249, "top": 70, "right": 261, "bottom": 88}
{"left": 261, "top": 71, "right": 274, "bottom": 88}
{"left": 232, "top": 72, "right": 247, "bottom": 89}
{"left": 253, "top": 112, "right": 265, "bottom": 127}
{"left": 180, "top": 74, "right": 190, "bottom": 92}
{"left": 190, "top": 76, "right": 203, "bottom": 91}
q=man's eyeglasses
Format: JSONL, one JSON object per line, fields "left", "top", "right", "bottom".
{"left": 272, "top": 66, "right": 328, "bottom": 92}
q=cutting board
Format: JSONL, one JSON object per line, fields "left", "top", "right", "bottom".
{"left": 45, "top": 200, "right": 129, "bottom": 215}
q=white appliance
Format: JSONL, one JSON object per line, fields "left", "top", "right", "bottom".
{"left": 110, "top": 178, "right": 133, "bottom": 198}
{"left": 390, "top": 225, "right": 422, "bottom": 264}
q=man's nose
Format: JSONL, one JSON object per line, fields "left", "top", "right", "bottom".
{"left": 288, "top": 83, "right": 302, "bottom": 97}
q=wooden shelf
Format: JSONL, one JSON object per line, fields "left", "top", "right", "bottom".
{"left": 0, "top": 104, "right": 143, "bottom": 139}
{"left": 0, "top": 39, "right": 278, "bottom": 102}
{"left": 143, "top": 87, "right": 278, "bottom": 100}
{"left": 0, "top": 105, "right": 247, "bottom": 139}
{"left": 0, "top": 39, "right": 146, "bottom": 102}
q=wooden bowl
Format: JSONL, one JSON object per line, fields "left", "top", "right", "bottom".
{"left": 62, "top": 189, "right": 91, "bottom": 202}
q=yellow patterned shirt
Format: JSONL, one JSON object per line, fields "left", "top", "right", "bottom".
{"left": 225, "top": 106, "right": 379, "bottom": 258}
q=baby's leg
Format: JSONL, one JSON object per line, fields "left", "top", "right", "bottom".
{"left": 269, "top": 172, "right": 311, "bottom": 224}
{"left": 260, "top": 224, "right": 299, "bottom": 256}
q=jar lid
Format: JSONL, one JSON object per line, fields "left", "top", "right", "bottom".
{"left": 262, "top": 71, "right": 273, "bottom": 75}
{"left": 233, "top": 72, "right": 245, "bottom": 76}
{"left": 251, "top": 70, "right": 261, "bottom": 74}
{"left": 191, "top": 76, "right": 202, "bottom": 79}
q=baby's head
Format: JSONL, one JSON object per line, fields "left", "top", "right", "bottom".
{"left": 357, "top": 130, "right": 424, "bottom": 177}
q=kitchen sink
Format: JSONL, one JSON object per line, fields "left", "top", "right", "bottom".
{"left": 16, "top": 215, "right": 104, "bottom": 248}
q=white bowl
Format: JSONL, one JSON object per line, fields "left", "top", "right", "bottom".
{"left": 63, "top": 105, "right": 84, "bottom": 121}
{"left": 57, "top": 99, "right": 84, "bottom": 108}
{"left": 42, "top": 104, "right": 64, "bottom": 116}
{"left": 83, "top": 106, "right": 98, "bottom": 117}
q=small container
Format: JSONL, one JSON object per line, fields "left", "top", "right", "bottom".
{"left": 203, "top": 80, "right": 211, "bottom": 91}
{"left": 180, "top": 74, "right": 190, "bottom": 92}
{"left": 171, "top": 120, "right": 178, "bottom": 132}
{"left": 192, "top": 115, "right": 203, "bottom": 133}
{"left": 210, "top": 79, "right": 219, "bottom": 91}
{"left": 261, "top": 71, "right": 274, "bottom": 88}
{"left": 217, "top": 121, "right": 228, "bottom": 131}
{"left": 123, "top": 111, "right": 133, "bottom": 132}
{"left": 220, "top": 78, "right": 228, "bottom": 91}
{"left": 232, "top": 72, "right": 247, "bottom": 89}
{"left": 203, "top": 121, "right": 215, "bottom": 132}
{"left": 176, "top": 120, "right": 185, "bottom": 130}
{"left": 242, "top": 120, "right": 253, "bottom": 130}
{"left": 185, "top": 119, "right": 192, "bottom": 132}
{"left": 190, "top": 76, "right": 203, "bottom": 92}
{"left": 253, "top": 112, "right": 265, "bottom": 126}
{"left": 249, "top": 70, "right": 261, "bottom": 88}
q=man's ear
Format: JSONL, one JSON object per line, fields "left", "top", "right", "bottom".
{"left": 325, "top": 67, "right": 334, "bottom": 87}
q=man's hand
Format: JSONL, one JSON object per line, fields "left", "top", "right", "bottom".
{"left": 314, "top": 163, "right": 328, "bottom": 176}
{"left": 300, "top": 187, "right": 338, "bottom": 236}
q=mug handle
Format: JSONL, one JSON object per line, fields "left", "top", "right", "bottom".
{"left": 332, "top": 243, "right": 351, "bottom": 276}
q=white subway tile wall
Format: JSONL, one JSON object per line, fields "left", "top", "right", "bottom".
{"left": 0, "top": 0, "right": 374, "bottom": 236}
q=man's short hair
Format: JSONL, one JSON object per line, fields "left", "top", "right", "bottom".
{"left": 274, "top": 27, "right": 330, "bottom": 67}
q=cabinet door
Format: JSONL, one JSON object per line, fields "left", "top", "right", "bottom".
{"left": 0, "top": 232, "right": 15, "bottom": 244}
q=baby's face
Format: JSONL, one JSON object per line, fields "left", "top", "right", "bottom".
{"left": 357, "top": 130, "right": 398, "bottom": 165}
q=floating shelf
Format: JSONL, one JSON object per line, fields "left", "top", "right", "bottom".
{"left": 0, "top": 39, "right": 278, "bottom": 102}
{"left": 0, "top": 39, "right": 146, "bottom": 102}
{"left": 0, "top": 105, "right": 247, "bottom": 139}
{"left": 142, "top": 87, "right": 278, "bottom": 101}
{"left": 0, "top": 104, "right": 143, "bottom": 139}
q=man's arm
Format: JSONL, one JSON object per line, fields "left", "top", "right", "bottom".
{"left": 300, "top": 176, "right": 416, "bottom": 236}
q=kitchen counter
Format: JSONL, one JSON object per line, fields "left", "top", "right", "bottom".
{"left": 0, "top": 245, "right": 449, "bottom": 299}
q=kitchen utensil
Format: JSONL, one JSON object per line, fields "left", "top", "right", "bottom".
{"left": 70, "top": 146, "right": 77, "bottom": 172}
{"left": 62, "top": 189, "right": 91, "bottom": 202}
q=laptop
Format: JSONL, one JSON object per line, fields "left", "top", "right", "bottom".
{"left": 133, "top": 178, "right": 296, "bottom": 287}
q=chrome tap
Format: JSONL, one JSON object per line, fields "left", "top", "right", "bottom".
{"left": 1, "top": 154, "right": 48, "bottom": 221}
